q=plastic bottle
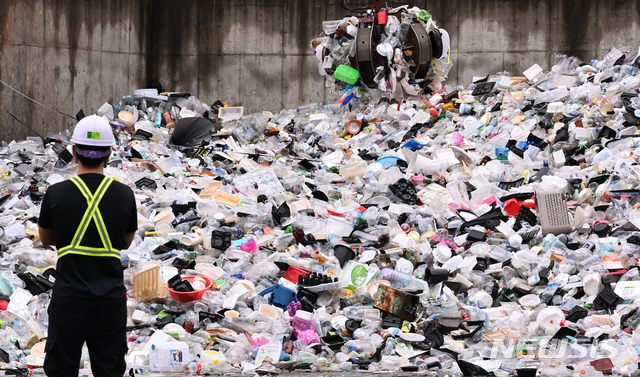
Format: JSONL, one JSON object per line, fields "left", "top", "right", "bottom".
{"left": 346, "top": 340, "right": 376, "bottom": 357}
{"left": 381, "top": 337, "right": 396, "bottom": 356}
{"left": 184, "top": 361, "right": 216, "bottom": 375}
{"left": 399, "top": 17, "right": 411, "bottom": 43}
{"left": 342, "top": 305, "right": 371, "bottom": 320}
{"left": 219, "top": 226, "right": 244, "bottom": 240}
{"left": 379, "top": 268, "right": 423, "bottom": 290}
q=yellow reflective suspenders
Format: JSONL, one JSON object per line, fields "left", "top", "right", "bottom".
{"left": 57, "top": 176, "right": 120, "bottom": 259}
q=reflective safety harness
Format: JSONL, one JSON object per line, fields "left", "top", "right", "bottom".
{"left": 58, "top": 176, "right": 120, "bottom": 259}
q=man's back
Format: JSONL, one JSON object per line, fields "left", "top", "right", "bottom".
{"left": 38, "top": 173, "right": 137, "bottom": 306}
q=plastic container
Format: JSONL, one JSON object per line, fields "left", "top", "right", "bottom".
{"left": 156, "top": 156, "right": 182, "bottom": 174}
{"left": 194, "top": 264, "right": 223, "bottom": 282}
{"left": 118, "top": 110, "right": 136, "bottom": 127}
{"left": 153, "top": 208, "right": 176, "bottom": 223}
{"left": 149, "top": 341, "right": 191, "bottom": 373}
{"left": 167, "top": 276, "right": 212, "bottom": 303}
{"left": 284, "top": 266, "right": 311, "bottom": 283}
{"left": 327, "top": 216, "right": 353, "bottom": 237}
{"left": 334, "top": 65, "right": 360, "bottom": 85}
{"left": 195, "top": 200, "right": 218, "bottom": 217}
{"left": 218, "top": 106, "right": 243, "bottom": 120}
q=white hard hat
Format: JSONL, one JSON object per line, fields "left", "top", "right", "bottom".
{"left": 71, "top": 115, "right": 115, "bottom": 147}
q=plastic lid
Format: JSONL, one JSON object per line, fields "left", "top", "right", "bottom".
{"left": 432, "top": 244, "right": 452, "bottom": 264}
{"left": 154, "top": 221, "right": 174, "bottom": 235}
{"left": 331, "top": 315, "right": 348, "bottom": 330}
{"left": 593, "top": 222, "right": 611, "bottom": 237}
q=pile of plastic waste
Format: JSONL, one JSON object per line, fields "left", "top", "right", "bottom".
{"left": 1, "top": 45, "right": 640, "bottom": 377}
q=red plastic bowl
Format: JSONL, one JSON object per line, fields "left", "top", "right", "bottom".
{"left": 167, "top": 276, "right": 212, "bottom": 303}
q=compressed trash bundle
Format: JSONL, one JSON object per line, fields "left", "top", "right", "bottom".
{"left": 312, "top": 4, "right": 452, "bottom": 101}
{"left": 1, "top": 44, "right": 640, "bottom": 377}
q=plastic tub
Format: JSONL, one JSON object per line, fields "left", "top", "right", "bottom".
{"left": 366, "top": 196, "right": 391, "bottom": 207}
{"left": 167, "top": 276, "right": 212, "bottom": 303}
{"left": 118, "top": 110, "right": 136, "bottom": 127}
{"left": 259, "top": 304, "right": 282, "bottom": 320}
{"left": 154, "top": 221, "right": 174, "bottom": 235}
{"left": 339, "top": 161, "right": 368, "bottom": 180}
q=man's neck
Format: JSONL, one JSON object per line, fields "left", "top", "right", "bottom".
{"left": 77, "top": 164, "right": 104, "bottom": 175}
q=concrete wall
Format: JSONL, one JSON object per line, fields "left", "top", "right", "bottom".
{"left": 1, "top": 0, "right": 639, "bottom": 141}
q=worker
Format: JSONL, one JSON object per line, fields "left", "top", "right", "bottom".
{"left": 38, "top": 115, "right": 137, "bottom": 377}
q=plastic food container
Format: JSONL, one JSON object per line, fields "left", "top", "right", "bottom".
{"left": 334, "top": 64, "right": 360, "bottom": 84}
{"left": 218, "top": 106, "right": 243, "bottom": 120}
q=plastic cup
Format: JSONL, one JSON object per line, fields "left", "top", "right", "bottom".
{"left": 196, "top": 200, "right": 218, "bottom": 217}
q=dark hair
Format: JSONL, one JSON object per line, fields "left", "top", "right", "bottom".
{"left": 74, "top": 145, "right": 110, "bottom": 168}
{"left": 76, "top": 154, "right": 109, "bottom": 168}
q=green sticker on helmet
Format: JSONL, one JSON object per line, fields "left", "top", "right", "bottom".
{"left": 87, "top": 131, "right": 101, "bottom": 139}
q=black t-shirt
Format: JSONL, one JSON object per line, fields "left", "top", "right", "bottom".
{"left": 38, "top": 173, "right": 137, "bottom": 306}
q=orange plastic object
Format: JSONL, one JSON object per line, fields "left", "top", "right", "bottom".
{"left": 199, "top": 182, "right": 223, "bottom": 199}
{"left": 212, "top": 190, "right": 242, "bottom": 206}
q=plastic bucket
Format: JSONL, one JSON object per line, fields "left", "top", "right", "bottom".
{"left": 167, "top": 276, "right": 212, "bottom": 303}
